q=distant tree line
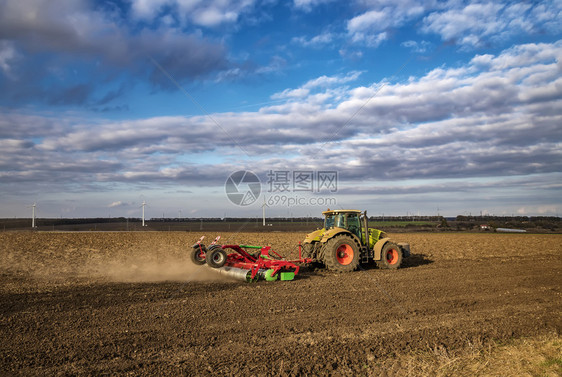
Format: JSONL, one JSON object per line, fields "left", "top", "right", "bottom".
{"left": 0, "top": 217, "right": 142, "bottom": 227}
{"left": 150, "top": 217, "right": 325, "bottom": 222}
{"left": 1, "top": 215, "right": 559, "bottom": 233}
{"left": 453, "top": 215, "right": 560, "bottom": 232}
{"left": 150, "top": 215, "right": 448, "bottom": 222}
{"left": 455, "top": 215, "right": 560, "bottom": 222}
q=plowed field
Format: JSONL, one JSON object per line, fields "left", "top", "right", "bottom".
{"left": 1, "top": 232, "right": 561, "bottom": 376}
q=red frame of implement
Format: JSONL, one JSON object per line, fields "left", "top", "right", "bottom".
{"left": 220, "top": 244, "right": 312, "bottom": 280}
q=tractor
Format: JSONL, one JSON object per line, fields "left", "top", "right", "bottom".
{"left": 302, "top": 209, "right": 410, "bottom": 272}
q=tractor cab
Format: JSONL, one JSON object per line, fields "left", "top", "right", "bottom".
{"left": 323, "top": 209, "right": 363, "bottom": 240}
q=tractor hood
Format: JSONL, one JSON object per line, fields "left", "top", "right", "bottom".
{"left": 303, "top": 228, "right": 324, "bottom": 243}
{"left": 320, "top": 227, "right": 350, "bottom": 243}
{"left": 304, "top": 227, "right": 361, "bottom": 245}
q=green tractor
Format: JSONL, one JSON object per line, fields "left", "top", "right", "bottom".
{"left": 302, "top": 209, "right": 410, "bottom": 272}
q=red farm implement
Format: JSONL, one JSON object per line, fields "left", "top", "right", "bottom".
{"left": 191, "top": 236, "right": 312, "bottom": 282}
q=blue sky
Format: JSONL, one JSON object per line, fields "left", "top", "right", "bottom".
{"left": 0, "top": 0, "right": 561, "bottom": 219}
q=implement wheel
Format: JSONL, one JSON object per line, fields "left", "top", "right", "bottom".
{"left": 190, "top": 245, "right": 207, "bottom": 265}
{"left": 206, "top": 246, "right": 227, "bottom": 268}
{"left": 322, "top": 235, "right": 360, "bottom": 273}
{"left": 376, "top": 242, "right": 403, "bottom": 269}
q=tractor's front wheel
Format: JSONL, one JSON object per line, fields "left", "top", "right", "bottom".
{"left": 376, "top": 242, "right": 403, "bottom": 269}
{"left": 322, "top": 235, "right": 360, "bottom": 273}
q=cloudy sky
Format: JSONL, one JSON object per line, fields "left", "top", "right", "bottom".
{"left": 1, "top": 0, "right": 561, "bottom": 219}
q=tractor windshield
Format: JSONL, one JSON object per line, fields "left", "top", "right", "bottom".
{"left": 326, "top": 213, "right": 355, "bottom": 229}
{"left": 335, "top": 213, "right": 345, "bottom": 228}
{"left": 325, "top": 214, "right": 335, "bottom": 229}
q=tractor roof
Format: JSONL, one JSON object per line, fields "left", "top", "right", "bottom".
{"left": 322, "top": 209, "right": 362, "bottom": 215}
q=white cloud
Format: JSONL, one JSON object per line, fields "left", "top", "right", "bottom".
{"left": 401, "top": 40, "right": 431, "bottom": 53}
{"left": 292, "top": 32, "right": 335, "bottom": 47}
{"left": 128, "top": 0, "right": 170, "bottom": 19}
{"left": 293, "top": 0, "right": 335, "bottom": 12}
{"left": 272, "top": 71, "right": 363, "bottom": 99}
{"left": 348, "top": 10, "right": 389, "bottom": 33}
{"left": 422, "top": 1, "right": 562, "bottom": 47}
{"left": 347, "top": 10, "right": 390, "bottom": 47}
{"left": 346, "top": 1, "right": 429, "bottom": 46}
{"left": 338, "top": 48, "right": 363, "bottom": 60}
{"left": 344, "top": 1, "right": 561, "bottom": 50}
{"left": 255, "top": 55, "right": 287, "bottom": 75}
{"left": 351, "top": 31, "right": 388, "bottom": 47}
{"left": 129, "top": 0, "right": 256, "bottom": 27}
{"left": 470, "top": 42, "right": 562, "bottom": 71}
{"left": 303, "top": 71, "right": 363, "bottom": 89}
{"left": 271, "top": 88, "right": 310, "bottom": 100}
{"left": 423, "top": 2, "right": 507, "bottom": 46}
{"left": 0, "top": 40, "right": 19, "bottom": 78}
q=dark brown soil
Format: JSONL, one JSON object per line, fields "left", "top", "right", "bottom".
{"left": 0, "top": 232, "right": 560, "bottom": 376}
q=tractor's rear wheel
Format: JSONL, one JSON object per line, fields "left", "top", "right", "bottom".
{"left": 322, "top": 235, "right": 360, "bottom": 273}
{"left": 190, "top": 245, "right": 207, "bottom": 265}
{"left": 206, "top": 246, "right": 227, "bottom": 268}
{"left": 376, "top": 242, "right": 403, "bottom": 269}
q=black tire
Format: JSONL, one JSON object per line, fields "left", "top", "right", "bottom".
{"left": 206, "top": 246, "right": 227, "bottom": 268}
{"left": 321, "top": 234, "right": 360, "bottom": 273}
{"left": 191, "top": 245, "right": 207, "bottom": 265}
{"left": 376, "top": 242, "right": 403, "bottom": 269}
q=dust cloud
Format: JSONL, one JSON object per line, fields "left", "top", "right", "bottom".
{"left": 0, "top": 232, "right": 233, "bottom": 290}
{"left": 74, "top": 254, "right": 228, "bottom": 283}
{"left": 22, "top": 253, "right": 232, "bottom": 286}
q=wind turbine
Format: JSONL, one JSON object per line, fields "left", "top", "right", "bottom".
{"left": 30, "top": 202, "right": 37, "bottom": 228}
{"left": 261, "top": 196, "right": 269, "bottom": 226}
{"left": 141, "top": 200, "right": 147, "bottom": 227}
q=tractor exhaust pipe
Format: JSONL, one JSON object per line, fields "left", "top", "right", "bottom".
{"left": 363, "top": 210, "right": 369, "bottom": 243}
